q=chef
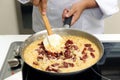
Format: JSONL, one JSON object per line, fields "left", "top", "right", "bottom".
{"left": 18, "top": 0, "right": 119, "bottom": 34}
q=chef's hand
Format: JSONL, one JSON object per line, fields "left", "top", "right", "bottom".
{"left": 62, "top": 0, "right": 98, "bottom": 25}
{"left": 31, "top": 0, "right": 48, "bottom": 15}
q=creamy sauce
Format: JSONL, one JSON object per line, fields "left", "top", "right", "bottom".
{"left": 23, "top": 35, "right": 100, "bottom": 73}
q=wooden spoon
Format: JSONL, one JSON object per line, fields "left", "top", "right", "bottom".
{"left": 38, "top": 6, "right": 52, "bottom": 35}
{"left": 38, "top": 6, "right": 64, "bottom": 52}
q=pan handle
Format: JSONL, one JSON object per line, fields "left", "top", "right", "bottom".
{"left": 63, "top": 16, "right": 73, "bottom": 28}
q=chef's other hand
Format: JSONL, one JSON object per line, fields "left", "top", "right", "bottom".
{"left": 31, "top": 0, "right": 48, "bottom": 15}
{"left": 62, "top": 0, "right": 98, "bottom": 26}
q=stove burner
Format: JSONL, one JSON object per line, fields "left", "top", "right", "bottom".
{"left": 22, "top": 63, "right": 101, "bottom": 80}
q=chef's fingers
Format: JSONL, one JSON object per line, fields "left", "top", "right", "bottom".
{"left": 62, "top": 9, "right": 70, "bottom": 22}
{"left": 65, "top": 5, "right": 83, "bottom": 25}
{"left": 32, "top": 0, "right": 40, "bottom": 6}
{"left": 65, "top": 7, "right": 79, "bottom": 25}
{"left": 71, "top": 12, "right": 80, "bottom": 25}
{"left": 65, "top": 6, "right": 76, "bottom": 18}
{"left": 31, "top": 0, "right": 47, "bottom": 15}
{"left": 40, "top": 0, "right": 47, "bottom": 15}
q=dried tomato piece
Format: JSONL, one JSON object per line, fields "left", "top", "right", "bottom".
{"left": 64, "top": 50, "right": 72, "bottom": 59}
{"left": 36, "top": 49, "right": 46, "bottom": 55}
{"left": 72, "top": 54, "right": 76, "bottom": 62}
{"left": 63, "top": 62, "right": 69, "bottom": 68}
{"left": 65, "top": 40, "right": 73, "bottom": 46}
{"left": 46, "top": 66, "right": 59, "bottom": 72}
{"left": 62, "top": 62, "right": 74, "bottom": 68}
{"left": 88, "top": 47, "right": 95, "bottom": 52}
{"left": 47, "top": 55, "right": 56, "bottom": 59}
{"left": 80, "top": 54, "right": 88, "bottom": 63}
{"left": 71, "top": 45, "right": 78, "bottom": 50}
{"left": 46, "top": 66, "right": 51, "bottom": 71}
{"left": 82, "top": 47, "right": 87, "bottom": 54}
{"left": 84, "top": 44, "right": 91, "bottom": 47}
{"left": 90, "top": 53, "right": 95, "bottom": 58}
{"left": 54, "top": 52, "right": 63, "bottom": 58}
{"left": 47, "top": 51, "right": 56, "bottom": 56}
{"left": 33, "top": 61, "right": 39, "bottom": 65}
{"left": 51, "top": 63, "right": 60, "bottom": 67}
{"left": 38, "top": 42, "right": 45, "bottom": 49}
{"left": 68, "top": 63, "right": 74, "bottom": 67}
{"left": 50, "top": 68, "right": 59, "bottom": 72}
{"left": 79, "top": 57, "right": 86, "bottom": 63}
{"left": 37, "top": 55, "right": 43, "bottom": 61}
{"left": 82, "top": 54, "right": 88, "bottom": 59}
{"left": 83, "top": 47, "right": 87, "bottom": 51}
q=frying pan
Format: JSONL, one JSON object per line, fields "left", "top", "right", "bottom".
{"left": 20, "top": 28, "right": 104, "bottom": 76}
{"left": 20, "top": 17, "right": 104, "bottom": 80}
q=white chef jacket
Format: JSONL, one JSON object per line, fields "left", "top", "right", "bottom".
{"left": 18, "top": 0, "right": 119, "bottom": 34}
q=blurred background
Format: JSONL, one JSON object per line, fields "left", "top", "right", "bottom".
{"left": 0, "top": 0, "right": 120, "bottom": 34}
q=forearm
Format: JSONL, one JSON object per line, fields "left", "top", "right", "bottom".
{"left": 81, "top": 0, "right": 99, "bottom": 10}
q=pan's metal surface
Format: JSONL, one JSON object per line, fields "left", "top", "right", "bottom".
{"left": 20, "top": 28, "right": 104, "bottom": 75}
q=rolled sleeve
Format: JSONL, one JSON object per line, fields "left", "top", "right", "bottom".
{"left": 96, "top": 0, "right": 119, "bottom": 18}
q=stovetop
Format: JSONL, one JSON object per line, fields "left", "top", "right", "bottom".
{"left": 0, "top": 41, "right": 120, "bottom": 80}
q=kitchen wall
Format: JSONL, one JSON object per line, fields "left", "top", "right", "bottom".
{"left": 0, "top": 0, "right": 19, "bottom": 34}
{"left": 104, "top": 9, "right": 120, "bottom": 34}
{"left": 0, "top": 0, "right": 120, "bottom": 34}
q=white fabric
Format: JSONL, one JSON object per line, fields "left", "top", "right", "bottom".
{"left": 17, "top": 0, "right": 30, "bottom": 4}
{"left": 18, "top": 0, "right": 119, "bottom": 34}
{"left": 96, "top": 0, "right": 119, "bottom": 18}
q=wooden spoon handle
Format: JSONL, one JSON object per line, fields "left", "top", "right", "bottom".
{"left": 38, "top": 6, "right": 53, "bottom": 35}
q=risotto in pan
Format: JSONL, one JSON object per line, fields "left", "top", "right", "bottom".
{"left": 23, "top": 35, "right": 100, "bottom": 73}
